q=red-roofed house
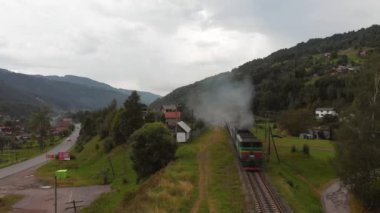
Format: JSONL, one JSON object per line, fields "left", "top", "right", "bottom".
{"left": 164, "top": 112, "right": 181, "bottom": 127}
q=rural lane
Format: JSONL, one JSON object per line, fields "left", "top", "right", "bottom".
{"left": 0, "top": 124, "right": 81, "bottom": 179}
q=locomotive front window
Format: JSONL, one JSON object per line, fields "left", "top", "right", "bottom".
{"left": 241, "top": 142, "right": 262, "bottom": 148}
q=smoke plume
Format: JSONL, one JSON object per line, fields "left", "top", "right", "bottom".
{"left": 187, "top": 73, "right": 255, "bottom": 128}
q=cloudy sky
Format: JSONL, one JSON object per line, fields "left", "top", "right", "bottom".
{"left": 0, "top": 0, "right": 379, "bottom": 95}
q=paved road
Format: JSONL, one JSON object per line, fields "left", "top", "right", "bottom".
{"left": 0, "top": 124, "right": 81, "bottom": 179}
{"left": 321, "top": 180, "right": 350, "bottom": 213}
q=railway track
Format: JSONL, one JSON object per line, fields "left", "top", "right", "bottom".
{"left": 225, "top": 125, "right": 288, "bottom": 213}
{"left": 246, "top": 171, "right": 286, "bottom": 213}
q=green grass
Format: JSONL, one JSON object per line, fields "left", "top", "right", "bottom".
{"left": 0, "top": 137, "right": 64, "bottom": 169}
{"left": 37, "top": 136, "right": 137, "bottom": 212}
{"left": 0, "top": 194, "right": 24, "bottom": 213}
{"left": 208, "top": 129, "right": 245, "bottom": 212}
{"left": 254, "top": 125, "right": 336, "bottom": 213}
{"left": 120, "top": 128, "right": 244, "bottom": 212}
{"left": 36, "top": 129, "right": 245, "bottom": 212}
{"left": 120, "top": 130, "right": 203, "bottom": 212}
{"left": 339, "top": 48, "right": 362, "bottom": 65}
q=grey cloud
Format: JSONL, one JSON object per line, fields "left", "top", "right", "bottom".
{"left": 0, "top": 0, "right": 379, "bottom": 95}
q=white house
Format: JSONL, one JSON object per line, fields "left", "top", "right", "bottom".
{"left": 176, "top": 121, "right": 191, "bottom": 143}
{"left": 315, "top": 108, "right": 338, "bottom": 119}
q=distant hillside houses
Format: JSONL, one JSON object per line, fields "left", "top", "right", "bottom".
{"left": 315, "top": 108, "right": 338, "bottom": 119}
{"left": 52, "top": 117, "right": 74, "bottom": 136}
{"left": 299, "top": 128, "right": 331, "bottom": 140}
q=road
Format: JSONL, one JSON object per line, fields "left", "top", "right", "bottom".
{"left": 321, "top": 180, "right": 350, "bottom": 213}
{"left": 0, "top": 123, "right": 112, "bottom": 213}
{"left": 0, "top": 124, "right": 81, "bottom": 179}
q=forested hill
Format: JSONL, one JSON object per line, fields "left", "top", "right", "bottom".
{"left": 46, "top": 75, "right": 160, "bottom": 104}
{"left": 151, "top": 25, "right": 380, "bottom": 113}
{"left": 0, "top": 69, "right": 160, "bottom": 117}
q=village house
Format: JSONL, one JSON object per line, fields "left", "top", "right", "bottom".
{"left": 324, "top": 52, "right": 332, "bottom": 58}
{"left": 52, "top": 118, "right": 74, "bottom": 136}
{"left": 176, "top": 121, "right": 191, "bottom": 142}
{"left": 299, "top": 128, "right": 331, "bottom": 140}
{"left": 315, "top": 108, "right": 338, "bottom": 119}
{"left": 164, "top": 111, "right": 181, "bottom": 128}
{"left": 160, "top": 104, "right": 177, "bottom": 114}
{"left": 359, "top": 50, "right": 368, "bottom": 57}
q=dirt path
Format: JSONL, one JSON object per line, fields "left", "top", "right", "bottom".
{"left": 191, "top": 129, "right": 218, "bottom": 213}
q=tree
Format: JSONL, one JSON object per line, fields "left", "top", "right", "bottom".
{"left": 121, "top": 91, "right": 144, "bottom": 143}
{"left": 130, "top": 122, "right": 177, "bottom": 182}
{"left": 278, "top": 108, "right": 314, "bottom": 136}
{"left": 29, "top": 108, "right": 51, "bottom": 150}
{"left": 144, "top": 111, "right": 156, "bottom": 123}
{"left": 335, "top": 55, "right": 380, "bottom": 210}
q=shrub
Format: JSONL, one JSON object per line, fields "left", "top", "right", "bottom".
{"left": 130, "top": 122, "right": 177, "bottom": 182}
{"left": 278, "top": 109, "right": 314, "bottom": 136}
{"left": 302, "top": 144, "right": 310, "bottom": 155}
{"left": 103, "top": 139, "right": 114, "bottom": 153}
{"left": 74, "top": 143, "right": 84, "bottom": 153}
{"left": 291, "top": 145, "right": 297, "bottom": 153}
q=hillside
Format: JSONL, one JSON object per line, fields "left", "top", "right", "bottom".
{"left": 0, "top": 69, "right": 160, "bottom": 117}
{"left": 151, "top": 25, "right": 380, "bottom": 115}
{"left": 46, "top": 75, "right": 160, "bottom": 104}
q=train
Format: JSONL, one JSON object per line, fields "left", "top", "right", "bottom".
{"left": 227, "top": 123, "right": 264, "bottom": 171}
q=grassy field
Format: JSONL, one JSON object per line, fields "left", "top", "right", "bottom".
{"left": 0, "top": 194, "right": 23, "bottom": 212}
{"left": 254, "top": 125, "right": 336, "bottom": 212}
{"left": 0, "top": 137, "right": 64, "bottom": 169}
{"left": 36, "top": 128, "right": 245, "bottom": 212}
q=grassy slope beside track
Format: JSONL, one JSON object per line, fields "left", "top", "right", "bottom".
{"left": 120, "top": 128, "right": 244, "bottom": 212}
{"left": 36, "top": 128, "right": 244, "bottom": 212}
{"left": 254, "top": 125, "right": 336, "bottom": 212}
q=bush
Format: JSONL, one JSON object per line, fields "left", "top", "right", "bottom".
{"left": 302, "top": 144, "right": 310, "bottom": 155}
{"left": 130, "top": 122, "right": 177, "bottom": 182}
{"left": 103, "top": 139, "right": 114, "bottom": 153}
{"left": 74, "top": 143, "right": 84, "bottom": 153}
{"left": 278, "top": 109, "right": 314, "bottom": 136}
{"left": 291, "top": 145, "right": 297, "bottom": 153}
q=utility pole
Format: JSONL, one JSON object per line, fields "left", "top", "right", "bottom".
{"left": 270, "top": 126, "right": 281, "bottom": 163}
{"left": 54, "top": 175, "right": 57, "bottom": 213}
{"left": 107, "top": 156, "right": 115, "bottom": 178}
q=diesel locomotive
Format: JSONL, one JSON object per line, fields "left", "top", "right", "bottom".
{"left": 227, "top": 124, "right": 264, "bottom": 171}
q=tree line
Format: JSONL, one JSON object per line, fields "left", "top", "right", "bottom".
{"left": 74, "top": 91, "right": 177, "bottom": 182}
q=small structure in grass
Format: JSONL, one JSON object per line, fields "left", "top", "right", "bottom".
{"left": 302, "top": 144, "right": 310, "bottom": 156}
{"left": 176, "top": 121, "right": 191, "bottom": 143}
{"left": 55, "top": 169, "right": 68, "bottom": 180}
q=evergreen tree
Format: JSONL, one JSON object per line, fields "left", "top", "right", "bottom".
{"left": 112, "top": 91, "right": 144, "bottom": 144}
{"left": 122, "top": 91, "right": 144, "bottom": 142}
